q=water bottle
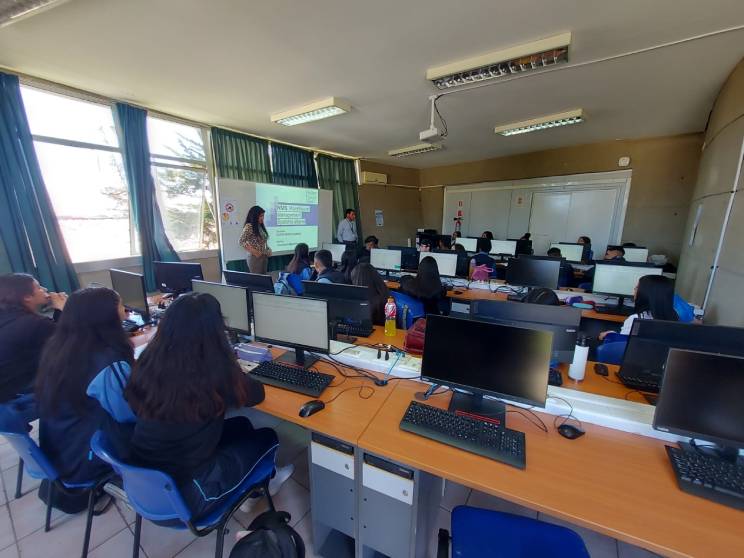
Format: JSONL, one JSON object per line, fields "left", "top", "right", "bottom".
{"left": 384, "top": 297, "right": 397, "bottom": 337}
{"left": 568, "top": 334, "right": 589, "bottom": 381}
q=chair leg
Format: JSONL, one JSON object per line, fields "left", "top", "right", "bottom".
{"left": 44, "top": 482, "right": 54, "bottom": 532}
{"left": 81, "top": 489, "right": 96, "bottom": 558}
{"left": 215, "top": 523, "right": 227, "bottom": 558}
{"left": 132, "top": 514, "right": 142, "bottom": 558}
{"left": 264, "top": 479, "right": 275, "bottom": 512}
{"left": 14, "top": 458, "right": 24, "bottom": 499}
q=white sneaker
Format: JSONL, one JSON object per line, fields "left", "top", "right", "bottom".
{"left": 269, "top": 464, "right": 295, "bottom": 496}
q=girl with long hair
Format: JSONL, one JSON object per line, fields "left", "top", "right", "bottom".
{"left": 286, "top": 243, "right": 312, "bottom": 279}
{"left": 239, "top": 205, "right": 271, "bottom": 274}
{"left": 600, "top": 275, "right": 678, "bottom": 339}
{"left": 399, "top": 256, "right": 448, "bottom": 315}
{"left": 351, "top": 263, "right": 390, "bottom": 325}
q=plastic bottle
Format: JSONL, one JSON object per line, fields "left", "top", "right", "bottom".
{"left": 384, "top": 297, "right": 397, "bottom": 337}
{"left": 568, "top": 334, "right": 589, "bottom": 381}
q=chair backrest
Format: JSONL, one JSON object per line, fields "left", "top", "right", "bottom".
{"left": 596, "top": 340, "right": 628, "bottom": 365}
{"left": 0, "top": 430, "right": 58, "bottom": 481}
{"left": 390, "top": 291, "right": 425, "bottom": 329}
{"left": 90, "top": 431, "right": 192, "bottom": 523}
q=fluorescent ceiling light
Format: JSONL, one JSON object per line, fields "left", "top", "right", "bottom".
{"left": 427, "top": 32, "right": 571, "bottom": 90}
{"left": 271, "top": 97, "right": 351, "bottom": 126}
{"left": 388, "top": 143, "right": 443, "bottom": 158}
{"left": 0, "top": 0, "right": 69, "bottom": 27}
{"left": 494, "top": 109, "right": 584, "bottom": 136}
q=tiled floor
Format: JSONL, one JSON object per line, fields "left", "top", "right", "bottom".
{"left": 0, "top": 424, "right": 660, "bottom": 558}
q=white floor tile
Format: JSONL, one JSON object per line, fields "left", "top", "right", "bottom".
{"left": 234, "top": 478, "right": 309, "bottom": 530}
{"left": 134, "top": 519, "right": 197, "bottom": 558}
{"left": 0, "top": 446, "right": 19, "bottom": 474}
{"left": 1, "top": 467, "right": 39, "bottom": 505}
{"left": 617, "top": 540, "right": 662, "bottom": 558}
{"left": 7, "top": 491, "right": 65, "bottom": 541}
{"left": 86, "top": 527, "right": 138, "bottom": 558}
{"left": 114, "top": 499, "right": 136, "bottom": 526}
{"left": 466, "top": 491, "right": 538, "bottom": 519}
{"left": 539, "top": 513, "right": 618, "bottom": 558}
{"left": 293, "top": 511, "right": 318, "bottom": 558}
{"left": 0, "top": 544, "right": 18, "bottom": 558}
{"left": 440, "top": 480, "right": 471, "bottom": 512}
{"left": 174, "top": 518, "right": 243, "bottom": 558}
{"left": 0, "top": 471, "right": 6, "bottom": 507}
{"left": 0, "top": 507, "right": 15, "bottom": 552}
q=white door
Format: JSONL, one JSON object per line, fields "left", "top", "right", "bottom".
{"left": 565, "top": 189, "right": 619, "bottom": 257}
{"left": 529, "top": 192, "right": 570, "bottom": 255}
{"left": 469, "top": 189, "right": 511, "bottom": 239}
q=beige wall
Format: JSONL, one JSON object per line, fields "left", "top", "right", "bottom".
{"left": 677, "top": 58, "right": 744, "bottom": 325}
{"left": 418, "top": 134, "right": 702, "bottom": 263}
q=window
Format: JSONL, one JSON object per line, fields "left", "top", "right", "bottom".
{"left": 21, "top": 86, "right": 133, "bottom": 263}
{"left": 147, "top": 117, "right": 217, "bottom": 251}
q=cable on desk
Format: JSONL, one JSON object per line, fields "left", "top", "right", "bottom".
{"left": 505, "top": 407, "right": 549, "bottom": 433}
{"left": 547, "top": 395, "right": 583, "bottom": 431}
{"left": 322, "top": 385, "right": 375, "bottom": 405}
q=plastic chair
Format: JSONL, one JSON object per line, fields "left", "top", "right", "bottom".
{"left": 596, "top": 333, "right": 628, "bottom": 365}
{"left": 90, "top": 431, "right": 277, "bottom": 558}
{"left": 437, "top": 506, "right": 590, "bottom": 558}
{"left": 390, "top": 291, "right": 425, "bottom": 330}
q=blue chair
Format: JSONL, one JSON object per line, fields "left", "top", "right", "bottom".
{"left": 596, "top": 332, "right": 629, "bottom": 365}
{"left": 438, "top": 506, "right": 590, "bottom": 558}
{"left": 90, "top": 431, "right": 277, "bottom": 558}
{"left": 390, "top": 291, "right": 425, "bottom": 329}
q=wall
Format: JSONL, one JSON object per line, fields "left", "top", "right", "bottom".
{"left": 418, "top": 134, "right": 703, "bottom": 263}
{"left": 676, "top": 58, "right": 744, "bottom": 325}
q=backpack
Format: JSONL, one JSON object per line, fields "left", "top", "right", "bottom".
{"left": 274, "top": 272, "right": 303, "bottom": 296}
{"left": 229, "top": 510, "right": 305, "bottom": 558}
{"left": 471, "top": 264, "right": 492, "bottom": 282}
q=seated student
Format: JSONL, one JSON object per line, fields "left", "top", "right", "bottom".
{"left": 278, "top": 243, "right": 313, "bottom": 295}
{"left": 451, "top": 230, "right": 462, "bottom": 245}
{"left": 0, "top": 274, "right": 67, "bottom": 427}
{"left": 604, "top": 245, "right": 626, "bottom": 262}
{"left": 358, "top": 235, "right": 379, "bottom": 262}
{"left": 481, "top": 230, "right": 494, "bottom": 240}
{"left": 340, "top": 249, "right": 359, "bottom": 283}
{"left": 313, "top": 249, "right": 346, "bottom": 284}
{"left": 547, "top": 247, "right": 575, "bottom": 289}
{"left": 524, "top": 287, "right": 560, "bottom": 306}
{"left": 599, "top": 275, "right": 678, "bottom": 340}
{"left": 35, "top": 287, "right": 132, "bottom": 509}
{"left": 126, "top": 292, "right": 292, "bottom": 518}
{"left": 351, "top": 263, "right": 390, "bottom": 326}
{"left": 399, "top": 256, "right": 449, "bottom": 316}
{"left": 469, "top": 238, "right": 498, "bottom": 278}
{"left": 577, "top": 236, "right": 593, "bottom": 262}
{"left": 453, "top": 243, "right": 467, "bottom": 257}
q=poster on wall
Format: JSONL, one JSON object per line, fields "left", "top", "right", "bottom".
{"left": 375, "top": 209, "right": 384, "bottom": 227}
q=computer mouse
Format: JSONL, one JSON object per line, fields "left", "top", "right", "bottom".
{"left": 594, "top": 363, "right": 609, "bottom": 377}
{"left": 454, "top": 290, "right": 464, "bottom": 295}
{"left": 557, "top": 424, "right": 585, "bottom": 440}
{"left": 299, "top": 399, "right": 325, "bottom": 418}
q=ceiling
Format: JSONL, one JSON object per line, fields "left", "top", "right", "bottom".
{"left": 1, "top": 0, "right": 744, "bottom": 168}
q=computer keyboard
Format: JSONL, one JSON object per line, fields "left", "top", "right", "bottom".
{"left": 399, "top": 401, "right": 526, "bottom": 469}
{"left": 594, "top": 305, "right": 635, "bottom": 316}
{"left": 249, "top": 361, "right": 334, "bottom": 397}
{"left": 666, "top": 445, "right": 744, "bottom": 511}
{"left": 335, "top": 323, "right": 374, "bottom": 338}
{"left": 618, "top": 370, "right": 661, "bottom": 393}
{"left": 549, "top": 368, "right": 563, "bottom": 387}
{"left": 122, "top": 319, "right": 140, "bottom": 333}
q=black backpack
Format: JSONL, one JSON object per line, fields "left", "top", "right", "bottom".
{"left": 229, "top": 510, "right": 305, "bottom": 558}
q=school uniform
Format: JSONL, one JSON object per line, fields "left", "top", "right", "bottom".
{"left": 316, "top": 269, "right": 347, "bottom": 284}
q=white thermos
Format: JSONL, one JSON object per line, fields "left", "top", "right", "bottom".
{"left": 568, "top": 334, "right": 589, "bottom": 381}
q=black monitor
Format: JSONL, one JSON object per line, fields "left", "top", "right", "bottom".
{"left": 421, "top": 315, "right": 553, "bottom": 424}
{"left": 222, "top": 270, "right": 274, "bottom": 292}
{"left": 302, "top": 281, "right": 372, "bottom": 338}
{"left": 388, "top": 246, "right": 419, "bottom": 271}
{"left": 620, "top": 319, "right": 744, "bottom": 381}
{"left": 251, "top": 291, "right": 330, "bottom": 368}
{"left": 436, "top": 235, "right": 452, "bottom": 249}
{"left": 505, "top": 257, "right": 560, "bottom": 290}
{"left": 654, "top": 349, "right": 744, "bottom": 460}
{"left": 510, "top": 238, "right": 533, "bottom": 256}
{"left": 470, "top": 300, "right": 581, "bottom": 364}
{"left": 191, "top": 280, "right": 251, "bottom": 337}
{"left": 153, "top": 261, "right": 203, "bottom": 294}
{"left": 110, "top": 269, "right": 149, "bottom": 320}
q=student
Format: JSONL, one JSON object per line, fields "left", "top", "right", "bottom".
{"left": 399, "top": 256, "right": 448, "bottom": 316}
{"left": 239, "top": 205, "right": 271, "bottom": 274}
{"left": 451, "top": 230, "right": 462, "bottom": 245}
{"left": 35, "top": 287, "right": 132, "bottom": 502}
{"left": 577, "top": 236, "right": 593, "bottom": 262}
{"left": 313, "top": 249, "right": 346, "bottom": 284}
{"left": 469, "top": 238, "right": 498, "bottom": 277}
{"left": 278, "top": 243, "right": 313, "bottom": 295}
{"left": 0, "top": 274, "right": 67, "bottom": 427}
{"left": 481, "top": 231, "right": 494, "bottom": 240}
{"left": 547, "top": 247, "right": 574, "bottom": 289}
{"left": 336, "top": 208, "right": 358, "bottom": 244}
{"left": 351, "top": 263, "right": 390, "bottom": 326}
{"left": 359, "top": 235, "right": 379, "bottom": 262}
{"left": 125, "top": 292, "right": 292, "bottom": 518}
{"left": 340, "top": 249, "right": 359, "bottom": 283}
{"left": 453, "top": 243, "right": 467, "bottom": 257}
{"left": 604, "top": 246, "right": 626, "bottom": 262}
{"left": 599, "top": 275, "right": 678, "bottom": 339}
{"left": 524, "top": 287, "right": 560, "bottom": 306}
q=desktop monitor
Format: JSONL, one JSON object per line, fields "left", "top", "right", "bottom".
{"left": 470, "top": 300, "right": 581, "bottom": 364}
{"left": 323, "top": 242, "right": 347, "bottom": 263}
{"left": 110, "top": 269, "right": 149, "bottom": 319}
{"left": 251, "top": 291, "right": 329, "bottom": 368}
{"left": 192, "top": 280, "right": 251, "bottom": 335}
{"left": 388, "top": 246, "right": 419, "bottom": 271}
{"left": 620, "top": 319, "right": 744, "bottom": 380}
{"left": 458, "top": 238, "right": 478, "bottom": 252}
{"left": 553, "top": 243, "right": 584, "bottom": 263}
{"left": 153, "top": 261, "right": 203, "bottom": 294}
{"left": 592, "top": 262, "right": 662, "bottom": 299}
{"left": 371, "top": 248, "right": 402, "bottom": 271}
{"left": 302, "top": 281, "right": 373, "bottom": 337}
{"left": 223, "top": 270, "right": 274, "bottom": 292}
{"left": 654, "top": 349, "right": 744, "bottom": 455}
{"left": 421, "top": 315, "right": 553, "bottom": 421}
{"left": 433, "top": 249, "right": 470, "bottom": 278}
{"left": 489, "top": 240, "right": 517, "bottom": 256}
{"left": 505, "top": 257, "right": 560, "bottom": 290}
{"left": 421, "top": 251, "right": 458, "bottom": 277}
{"left": 623, "top": 247, "right": 649, "bottom": 263}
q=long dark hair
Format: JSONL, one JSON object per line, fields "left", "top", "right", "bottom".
{"left": 634, "top": 275, "right": 678, "bottom": 320}
{"left": 578, "top": 236, "right": 591, "bottom": 245}
{"left": 351, "top": 263, "right": 390, "bottom": 325}
{"left": 126, "top": 292, "right": 248, "bottom": 422}
{"left": 415, "top": 256, "right": 443, "bottom": 298}
{"left": 340, "top": 250, "right": 359, "bottom": 283}
{"left": 244, "top": 205, "right": 268, "bottom": 237}
{"left": 287, "top": 243, "right": 310, "bottom": 275}
{"left": 36, "top": 288, "right": 132, "bottom": 414}
{"left": 0, "top": 273, "right": 36, "bottom": 312}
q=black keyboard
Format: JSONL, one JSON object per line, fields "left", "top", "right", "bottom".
{"left": 549, "top": 368, "right": 563, "bottom": 387}
{"left": 618, "top": 370, "right": 661, "bottom": 393}
{"left": 594, "top": 305, "right": 635, "bottom": 316}
{"left": 399, "top": 401, "right": 526, "bottom": 469}
{"left": 250, "top": 361, "right": 333, "bottom": 397}
{"left": 666, "top": 446, "right": 744, "bottom": 510}
{"left": 122, "top": 319, "right": 140, "bottom": 333}
{"left": 336, "top": 323, "right": 374, "bottom": 338}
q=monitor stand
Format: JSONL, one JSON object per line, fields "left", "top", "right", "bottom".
{"left": 275, "top": 348, "right": 319, "bottom": 369}
{"left": 679, "top": 441, "right": 743, "bottom": 465}
{"left": 448, "top": 392, "right": 506, "bottom": 428}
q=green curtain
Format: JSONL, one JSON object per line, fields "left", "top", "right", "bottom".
{"left": 317, "top": 154, "right": 362, "bottom": 241}
{"left": 212, "top": 128, "right": 272, "bottom": 183}
{"left": 270, "top": 143, "right": 318, "bottom": 188}
{"left": 0, "top": 72, "right": 79, "bottom": 292}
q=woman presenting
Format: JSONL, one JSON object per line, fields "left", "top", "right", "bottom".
{"left": 239, "top": 205, "right": 271, "bottom": 274}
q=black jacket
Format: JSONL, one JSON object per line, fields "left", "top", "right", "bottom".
{"left": 316, "top": 269, "right": 347, "bottom": 284}
{"left": 0, "top": 307, "right": 58, "bottom": 403}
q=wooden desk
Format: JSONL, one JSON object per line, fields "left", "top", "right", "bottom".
{"left": 555, "top": 363, "right": 652, "bottom": 403}
{"left": 358, "top": 381, "right": 744, "bottom": 558}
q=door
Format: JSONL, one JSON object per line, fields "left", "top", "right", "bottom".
{"left": 529, "top": 192, "right": 570, "bottom": 255}
{"left": 565, "top": 188, "right": 619, "bottom": 258}
{"left": 469, "top": 189, "right": 511, "bottom": 239}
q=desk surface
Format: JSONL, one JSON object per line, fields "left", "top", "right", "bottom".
{"left": 358, "top": 381, "right": 744, "bottom": 558}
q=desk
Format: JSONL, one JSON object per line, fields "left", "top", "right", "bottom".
{"left": 358, "top": 380, "right": 744, "bottom": 558}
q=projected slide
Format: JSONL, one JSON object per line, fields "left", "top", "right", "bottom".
{"left": 256, "top": 183, "right": 319, "bottom": 253}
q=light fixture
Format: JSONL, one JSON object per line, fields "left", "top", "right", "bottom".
{"left": 494, "top": 109, "right": 584, "bottom": 136}
{"left": 0, "top": 0, "right": 69, "bottom": 27}
{"left": 426, "top": 32, "right": 571, "bottom": 90}
{"left": 388, "top": 143, "right": 443, "bottom": 158}
{"left": 270, "top": 97, "right": 351, "bottom": 126}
